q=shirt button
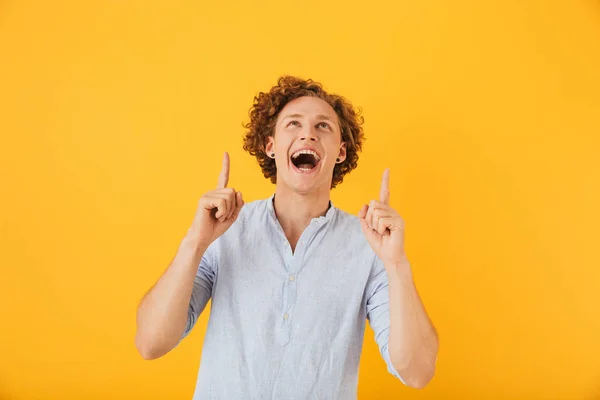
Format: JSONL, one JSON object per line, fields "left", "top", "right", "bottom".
{"left": 289, "top": 275, "right": 295, "bottom": 281}
{"left": 283, "top": 313, "right": 289, "bottom": 320}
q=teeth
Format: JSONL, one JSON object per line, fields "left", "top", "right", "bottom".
{"left": 291, "top": 149, "right": 320, "bottom": 161}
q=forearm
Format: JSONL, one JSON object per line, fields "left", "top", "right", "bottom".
{"left": 386, "top": 259, "right": 438, "bottom": 388}
{"left": 135, "top": 233, "right": 207, "bottom": 359}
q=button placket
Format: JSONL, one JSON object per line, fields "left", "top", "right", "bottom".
{"left": 277, "top": 219, "right": 326, "bottom": 346}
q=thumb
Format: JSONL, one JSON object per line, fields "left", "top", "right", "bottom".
{"left": 359, "top": 218, "right": 370, "bottom": 233}
{"left": 358, "top": 204, "right": 372, "bottom": 234}
{"left": 230, "top": 191, "right": 245, "bottom": 220}
{"left": 360, "top": 218, "right": 379, "bottom": 241}
{"left": 358, "top": 204, "right": 368, "bottom": 219}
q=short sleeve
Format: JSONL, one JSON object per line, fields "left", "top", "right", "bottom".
{"left": 180, "top": 243, "right": 217, "bottom": 341}
{"left": 365, "top": 256, "right": 407, "bottom": 385}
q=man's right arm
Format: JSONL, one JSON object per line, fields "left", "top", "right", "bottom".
{"left": 134, "top": 152, "right": 243, "bottom": 360}
{"left": 134, "top": 234, "right": 209, "bottom": 360}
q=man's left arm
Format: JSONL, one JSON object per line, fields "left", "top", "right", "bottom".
{"left": 360, "top": 168, "right": 439, "bottom": 389}
{"left": 384, "top": 257, "right": 438, "bottom": 388}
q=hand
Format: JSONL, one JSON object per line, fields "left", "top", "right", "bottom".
{"left": 187, "top": 152, "right": 244, "bottom": 247}
{"left": 358, "top": 169, "right": 407, "bottom": 267}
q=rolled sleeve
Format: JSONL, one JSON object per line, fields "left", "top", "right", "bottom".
{"left": 365, "top": 256, "right": 407, "bottom": 385}
{"left": 180, "top": 243, "right": 217, "bottom": 340}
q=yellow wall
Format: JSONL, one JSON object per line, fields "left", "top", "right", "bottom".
{"left": 1, "top": 1, "right": 599, "bottom": 399}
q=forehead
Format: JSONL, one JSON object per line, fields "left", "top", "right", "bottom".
{"left": 277, "top": 96, "right": 339, "bottom": 122}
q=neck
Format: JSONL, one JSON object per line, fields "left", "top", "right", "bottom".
{"left": 273, "top": 184, "right": 331, "bottom": 249}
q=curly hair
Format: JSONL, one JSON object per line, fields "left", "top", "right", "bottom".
{"left": 242, "top": 76, "right": 365, "bottom": 189}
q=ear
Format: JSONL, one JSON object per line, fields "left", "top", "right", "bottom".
{"left": 265, "top": 136, "right": 275, "bottom": 157}
{"left": 336, "top": 142, "right": 347, "bottom": 163}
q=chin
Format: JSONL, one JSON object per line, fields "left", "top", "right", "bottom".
{"left": 290, "top": 182, "right": 319, "bottom": 195}
{"left": 286, "top": 172, "right": 332, "bottom": 195}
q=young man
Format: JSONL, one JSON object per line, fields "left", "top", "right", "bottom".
{"left": 135, "top": 76, "right": 438, "bottom": 399}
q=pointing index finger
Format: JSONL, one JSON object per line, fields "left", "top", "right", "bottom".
{"left": 217, "top": 152, "right": 230, "bottom": 188}
{"left": 379, "top": 168, "right": 390, "bottom": 204}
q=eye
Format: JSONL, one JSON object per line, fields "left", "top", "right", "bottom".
{"left": 316, "top": 122, "right": 331, "bottom": 130}
{"left": 287, "top": 120, "right": 300, "bottom": 127}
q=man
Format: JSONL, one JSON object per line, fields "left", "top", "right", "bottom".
{"left": 135, "top": 76, "right": 438, "bottom": 399}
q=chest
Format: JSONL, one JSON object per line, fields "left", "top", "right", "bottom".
{"left": 211, "top": 224, "right": 374, "bottom": 323}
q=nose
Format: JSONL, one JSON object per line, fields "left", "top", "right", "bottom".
{"left": 300, "top": 126, "right": 319, "bottom": 142}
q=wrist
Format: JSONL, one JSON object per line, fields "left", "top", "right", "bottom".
{"left": 384, "top": 257, "right": 412, "bottom": 279}
{"left": 182, "top": 230, "right": 210, "bottom": 255}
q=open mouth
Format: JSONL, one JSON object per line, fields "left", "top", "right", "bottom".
{"left": 290, "top": 149, "right": 321, "bottom": 172}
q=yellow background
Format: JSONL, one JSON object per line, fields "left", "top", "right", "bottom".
{"left": 1, "top": 1, "right": 599, "bottom": 399}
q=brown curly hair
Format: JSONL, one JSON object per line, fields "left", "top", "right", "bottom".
{"left": 242, "top": 76, "right": 365, "bottom": 188}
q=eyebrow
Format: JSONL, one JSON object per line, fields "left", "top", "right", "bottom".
{"left": 280, "top": 113, "right": 336, "bottom": 122}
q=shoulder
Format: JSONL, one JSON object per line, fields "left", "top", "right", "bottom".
{"left": 233, "top": 197, "right": 271, "bottom": 223}
{"left": 332, "top": 207, "right": 385, "bottom": 267}
{"left": 331, "top": 207, "right": 365, "bottom": 239}
{"left": 205, "top": 197, "right": 271, "bottom": 256}
{"left": 217, "top": 196, "right": 273, "bottom": 238}
{"left": 328, "top": 207, "right": 377, "bottom": 260}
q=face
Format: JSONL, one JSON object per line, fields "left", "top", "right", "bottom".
{"left": 265, "top": 96, "right": 347, "bottom": 194}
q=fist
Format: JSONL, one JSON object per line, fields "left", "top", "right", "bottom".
{"left": 188, "top": 152, "right": 244, "bottom": 247}
{"left": 359, "top": 169, "right": 407, "bottom": 267}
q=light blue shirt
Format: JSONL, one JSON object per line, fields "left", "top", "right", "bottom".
{"left": 181, "top": 195, "right": 405, "bottom": 399}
